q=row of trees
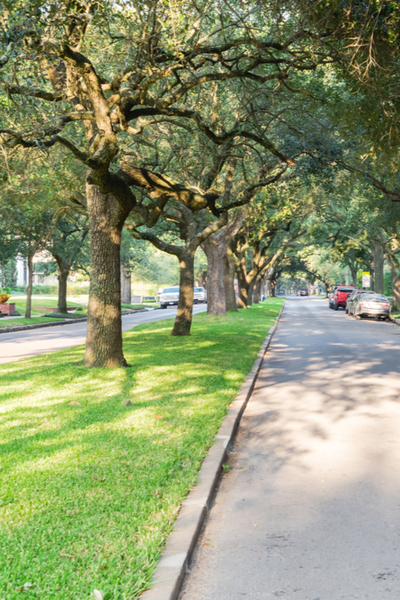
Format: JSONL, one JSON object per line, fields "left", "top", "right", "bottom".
{"left": 1, "top": 0, "right": 400, "bottom": 366}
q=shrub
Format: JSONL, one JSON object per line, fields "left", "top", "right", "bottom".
{"left": 0, "top": 290, "right": 11, "bottom": 303}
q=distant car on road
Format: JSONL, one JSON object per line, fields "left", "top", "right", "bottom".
{"left": 297, "top": 289, "right": 309, "bottom": 296}
{"left": 160, "top": 286, "right": 179, "bottom": 308}
{"left": 353, "top": 293, "right": 391, "bottom": 320}
{"left": 331, "top": 286, "right": 357, "bottom": 310}
{"left": 194, "top": 287, "right": 207, "bottom": 304}
{"left": 160, "top": 286, "right": 207, "bottom": 308}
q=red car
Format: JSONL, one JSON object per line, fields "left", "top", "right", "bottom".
{"left": 332, "top": 286, "right": 357, "bottom": 310}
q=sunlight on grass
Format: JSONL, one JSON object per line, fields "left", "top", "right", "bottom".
{"left": 0, "top": 300, "right": 283, "bottom": 600}
{"left": 0, "top": 317, "right": 65, "bottom": 328}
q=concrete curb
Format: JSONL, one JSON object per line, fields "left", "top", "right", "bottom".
{"left": 142, "top": 302, "right": 285, "bottom": 600}
{"left": 0, "top": 309, "right": 145, "bottom": 335}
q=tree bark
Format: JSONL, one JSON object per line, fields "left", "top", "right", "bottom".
{"left": 171, "top": 252, "right": 195, "bottom": 336}
{"left": 224, "top": 247, "right": 237, "bottom": 311}
{"left": 25, "top": 253, "right": 33, "bottom": 319}
{"left": 349, "top": 264, "right": 358, "bottom": 287}
{"left": 253, "top": 275, "right": 262, "bottom": 303}
{"left": 373, "top": 242, "right": 385, "bottom": 294}
{"left": 236, "top": 257, "right": 249, "bottom": 308}
{"left": 201, "top": 211, "right": 245, "bottom": 315}
{"left": 120, "top": 265, "right": 132, "bottom": 304}
{"left": 85, "top": 184, "right": 130, "bottom": 368}
{"left": 387, "top": 255, "right": 400, "bottom": 310}
{"left": 268, "top": 279, "right": 276, "bottom": 297}
{"left": 247, "top": 279, "right": 255, "bottom": 306}
{"left": 58, "top": 269, "right": 69, "bottom": 314}
{"left": 202, "top": 238, "right": 227, "bottom": 315}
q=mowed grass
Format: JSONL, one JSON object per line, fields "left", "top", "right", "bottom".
{"left": 0, "top": 317, "right": 66, "bottom": 328}
{"left": 9, "top": 296, "right": 85, "bottom": 317}
{"left": 0, "top": 300, "right": 283, "bottom": 600}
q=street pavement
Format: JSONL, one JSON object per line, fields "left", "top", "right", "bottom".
{"left": 180, "top": 297, "right": 400, "bottom": 600}
{"left": 0, "top": 305, "right": 207, "bottom": 364}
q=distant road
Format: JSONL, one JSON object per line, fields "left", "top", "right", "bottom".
{"left": 0, "top": 305, "right": 207, "bottom": 365}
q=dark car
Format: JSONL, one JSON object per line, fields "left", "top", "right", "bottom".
{"left": 353, "top": 293, "right": 391, "bottom": 320}
{"left": 332, "top": 286, "right": 357, "bottom": 310}
{"left": 346, "top": 289, "right": 376, "bottom": 316}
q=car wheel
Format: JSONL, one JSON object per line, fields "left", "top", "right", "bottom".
{"left": 161, "top": 304, "right": 167, "bottom": 309}
{"left": 334, "top": 303, "right": 339, "bottom": 311}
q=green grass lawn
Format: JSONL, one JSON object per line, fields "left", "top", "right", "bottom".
{"left": 0, "top": 317, "right": 66, "bottom": 328}
{"left": 10, "top": 296, "right": 86, "bottom": 317}
{"left": 0, "top": 300, "right": 283, "bottom": 600}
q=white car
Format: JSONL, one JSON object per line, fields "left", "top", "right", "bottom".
{"left": 160, "top": 286, "right": 207, "bottom": 308}
{"left": 160, "top": 286, "right": 180, "bottom": 308}
{"left": 194, "top": 287, "right": 207, "bottom": 304}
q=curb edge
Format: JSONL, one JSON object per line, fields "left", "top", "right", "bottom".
{"left": 141, "top": 301, "right": 285, "bottom": 600}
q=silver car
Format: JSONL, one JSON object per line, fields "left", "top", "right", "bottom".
{"left": 194, "top": 287, "right": 207, "bottom": 304}
{"left": 160, "top": 286, "right": 179, "bottom": 308}
{"left": 346, "top": 290, "right": 376, "bottom": 316}
{"left": 353, "top": 293, "right": 391, "bottom": 320}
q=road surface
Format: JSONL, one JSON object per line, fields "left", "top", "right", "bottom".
{"left": 0, "top": 305, "right": 206, "bottom": 365}
{"left": 181, "top": 297, "right": 400, "bottom": 600}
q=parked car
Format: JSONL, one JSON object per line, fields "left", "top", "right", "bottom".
{"left": 331, "top": 286, "right": 357, "bottom": 310}
{"left": 160, "top": 286, "right": 179, "bottom": 308}
{"left": 353, "top": 293, "right": 391, "bottom": 320}
{"left": 194, "top": 287, "right": 207, "bottom": 303}
{"left": 297, "top": 289, "right": 309, "bottom": 296}
{"left": 346, "top": 289, "right": 376, "bottom": 316}
{"left": 328, "top": 286, "right": 341, "bottom": 308}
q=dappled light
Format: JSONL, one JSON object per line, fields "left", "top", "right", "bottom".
{"left": 0, "top": 302, "right": 283, "bottom": 599}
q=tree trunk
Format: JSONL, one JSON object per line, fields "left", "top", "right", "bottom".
{"left": 253, "top": 276, "right": 262, "bottom": 304}
{"left": 268, "top": 279, "right": 276, "bottom": 297}
{"left": 171, "top": 252, "right": 195, "bottom": 336}
{"left": 58, "top": 269, "right": 69, "bottom": 314}
{"left": 202, "top": 212, "right": 245, "bottom": 315}
{"left": 120, "top": 265, "right": 132, "bottom": 304}
{"left": 387, "top": 255, "right": 400, "bottom": 310}
{"left": 85, "top": 184, "right": 129, "bottom": 368}
{"left": 236, "top": 259, "right": 249, "bottom": 308}
{"left": 25, "top": 253, "right": 33, "bottom": 319}
{"left": 373, "top": 242, "right": 384, "bottom": 294}
{"left": 202, "top": 238, "right": 226, "bottom": 316}
{"left": 247, "top": 279, "right": 255, "bottom": 306}
{"left": 349, "top": 264, "right": 358, "bottom": 287}
{"left": 224, "top": 247, "right": 237, "bottom": 311}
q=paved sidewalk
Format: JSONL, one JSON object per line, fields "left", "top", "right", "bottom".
{"left": 180, "top": 298, "right": 400, "bottom": 599}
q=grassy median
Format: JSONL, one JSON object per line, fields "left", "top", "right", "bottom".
{"left": 0, "top": 317, "right": 66, "bottom": 328}
{"left": 0, "top": 299, "right": 283, "bottom": 600}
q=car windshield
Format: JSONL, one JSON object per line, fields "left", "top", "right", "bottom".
{"left": 337, "top": 288, "right": 355, "bottom": 293}
{"left": 361, "top": 294, "right": 387, "bottom": 301}
{"left": 194, "top": 288, "right": 204, "bottom": 292}
{"left": 162, "top": 287, "right": 179, "bottom": 293}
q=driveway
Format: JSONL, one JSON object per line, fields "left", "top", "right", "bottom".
{"left": 0, "top": 305, "right": 207, "bottom": 364}
{"left": 180, "top": 298, "right": 400, "bottom": 599}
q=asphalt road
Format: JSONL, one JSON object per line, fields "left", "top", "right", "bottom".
{"left": 0, "top": 305, "right": 207, "bottom": 365}
{"left": 180, "top": 297, "right": 400, "bottom": 600}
